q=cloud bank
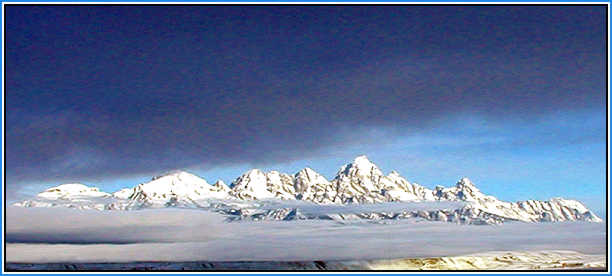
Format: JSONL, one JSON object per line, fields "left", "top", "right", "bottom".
{"left": 6, "top": 207, "right": 606, "bottom": 263}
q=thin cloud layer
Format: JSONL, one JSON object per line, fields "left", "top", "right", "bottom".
{"left": 6, "top": 207, "right": 227, "bottom": 244}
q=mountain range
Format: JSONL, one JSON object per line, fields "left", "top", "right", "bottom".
{"left": 14, "top": 156, "right": 602, "bottom": 225}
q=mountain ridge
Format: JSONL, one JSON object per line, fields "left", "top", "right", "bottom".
{"left": 14, "top": 155, "right": 602, "bottom": 224}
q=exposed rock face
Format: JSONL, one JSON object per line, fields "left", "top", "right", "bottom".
{"left": 14, "top": 156, "right": 602, "bottom": 224}
{"left": 294, "top": 168, "right": 338, "bottom": 204}
{"left": 213, "top": 180, "right": 231, "bottom": 194}
{"left": 381, "top": 171, "right": 436, "bottom": 202}
{"left": 331, "top": 155, "right": 388, "bottom": 204}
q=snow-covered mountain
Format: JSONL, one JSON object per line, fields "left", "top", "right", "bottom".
{"left": 294, "top": 167, "right": 338, "bottom": 204}
{"left": 16, "top": 171, "right": 232, "bottom": 210}
{"left": 229, "top": 170, "right": 296, "bottom": 200}
{"left": 331, "top": 155, "right": 388, "bottom": 204}
{"left": 14, "top": 156, "right": 603, "bottom": 224}
{"left": 36, "top": 183, "right": 111, "bottom": 200}
{"left": 331, "top": 156, "right": 438, "bottom": 204}
{"left": 15, "top": 183, "right": 113, "bottom": 210}
{"left": 128, "top": 170, "right": 230, "bottom": 204}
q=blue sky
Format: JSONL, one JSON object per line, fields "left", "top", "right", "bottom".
{"left": 14, "top": 109, "right": 606, "bottom": 216}
{"left": 5, "top": 6, "right": 607, "bottom": 216}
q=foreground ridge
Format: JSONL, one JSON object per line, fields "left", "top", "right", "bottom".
{"left": 14, "top": 156, "right": 602, "bottom": 224}
{"left": 7, "top": 250, "right": 604, "bottom": 270}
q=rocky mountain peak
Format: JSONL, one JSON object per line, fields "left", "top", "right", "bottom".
{"left": 296, "top": 167, "right": 317, "bottom": 177}
{"left": 336, "top": 155, "right": 383, "bottom": 180}
{"left": 214, "top": 179, "right": 227, "bottom": 187}
{"left": 389, "top": 170, "right": 400, "bottom": 177}
{"left": 456, "top": 177, "right": 478, "bottom": 191}
{"left": 230, "top": 169, "right": 295, "bottom": 200}
{"left": 453, "top": 177, "right": 484, "bottom": 201}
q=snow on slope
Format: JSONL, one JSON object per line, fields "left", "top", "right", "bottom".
{"left": 129, "top": 171, "right": 230, "bottom": 203}
{"left": 16, "top": 171, "right": 232, "bottom": 210}
{"left": 381, "top": 171, "right": 436, "bottom": 202}
{"left": 108, "top": 171, "right": 232, "bottom": 210}
{"left": 13, "top": 156, "right": 603, "bottom": 224}
{"left": 112, "top": 188, "right": 134, "bottom": 200}
{"left": 294, "top": 168, "right": 338, "bottom": 204}
{"left": 36, "top": 183, "right": 110, "bottom": 200}
{"left": 14, "top": 183, "right": 112, "bottom": 210}
{"left": 229, "top": 170, "right": 296, "bottom": 200}
{"left": 433, "top": 178, "right": 602, "bottom": 223}
{"left": 212, "top": 180, "right": 231, "bottom": 196}
{"left": 332, "top": 155, "right": 388, "bottom": 203}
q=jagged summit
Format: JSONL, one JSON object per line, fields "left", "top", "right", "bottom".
{"left": 332, "top": 155, "right": 389, "bottom": 203}
{"left": 294, "top": 167, "right": 326, "bottom": 184}
{"left": 337, "top": 155, "right": 383, "bottom": 179}
{"left": 296, "top": 167, "right": 317, "bottom": 175}
{"left": 456, "top": 177, "right": 477, "bottom": 189}
{"left": 353, "top": 155, "right": 373, "bottom": 167}
{"left": 14, "top": 155, "right": 603, "bottom": 224}
{"left": 294, "top": 167, "right": 336, "bottom": 204}
{"left": 212, "top": 180, "right": 231, "bottom": 194}
{"left": 230, "top": 169, "right": 295, "bottom": 200}
{"left": 229, "top": 169, "right": 267, "bottom": 187}
{"left": 214, "top": 179, "right": 228, "bottom": 187}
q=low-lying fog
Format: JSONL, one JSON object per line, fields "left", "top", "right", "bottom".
{"left": 6, "top": 206, "right": 606, "bottom": 263}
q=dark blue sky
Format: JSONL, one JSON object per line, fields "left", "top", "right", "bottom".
{"left": 5, "top": 5, "right": 607, "bottom": 214}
